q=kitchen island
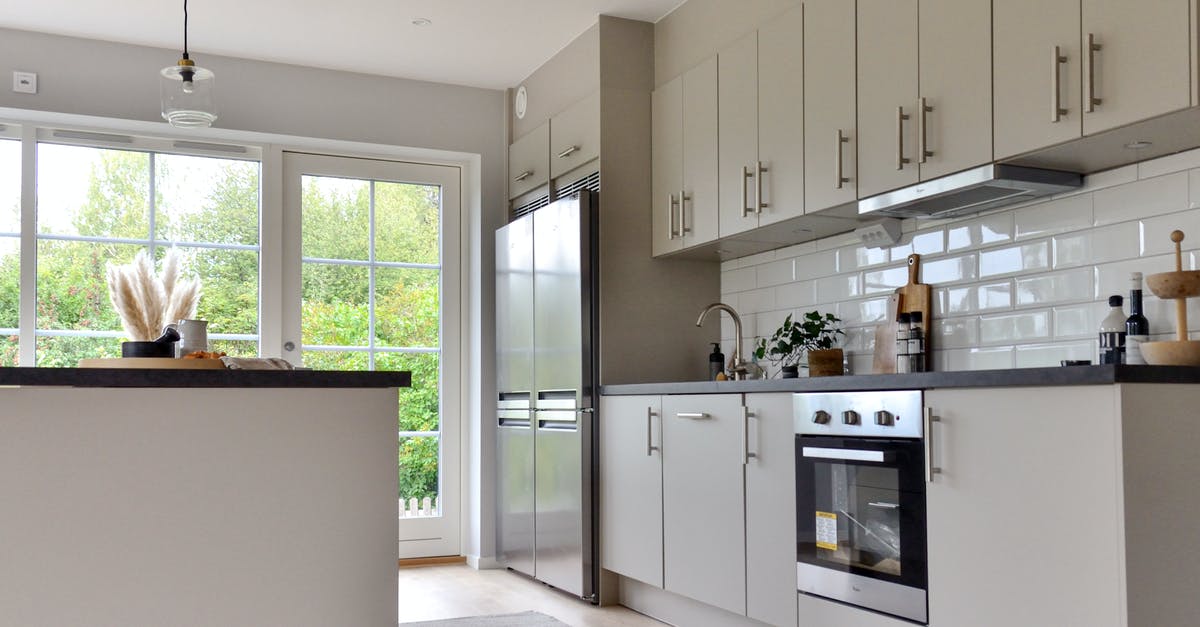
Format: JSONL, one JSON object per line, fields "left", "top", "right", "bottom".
{"left": 0, "top": 367, "right": 408, "bottom": 627}
{"left": 599, "top": 366, "right": 1200, "bottom": 627}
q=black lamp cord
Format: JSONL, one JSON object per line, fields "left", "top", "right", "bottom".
{"left": 182, "top": 0, "right": 190, "bottom": 60}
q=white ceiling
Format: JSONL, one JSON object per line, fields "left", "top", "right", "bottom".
{"left": 0, "top": 0, "right": 684, "bottom": 90}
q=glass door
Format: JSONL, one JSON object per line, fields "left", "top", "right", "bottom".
{"left": 282, "top": 152, "right": 462, "bottom": 558}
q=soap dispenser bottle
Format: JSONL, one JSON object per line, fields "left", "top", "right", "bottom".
{"left": 709, "top": 343, "right": 724, "bottom": 381}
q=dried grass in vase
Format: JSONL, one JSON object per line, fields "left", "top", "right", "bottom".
{"left": 106, "top": 249, "right": 201, "bottom": 341}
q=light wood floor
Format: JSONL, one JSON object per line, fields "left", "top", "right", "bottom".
{"left": 397, "top": 564, "right": 666, "bottom": 626}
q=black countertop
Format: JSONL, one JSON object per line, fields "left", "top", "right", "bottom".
{"left": 600, "top": 364, "right": 1200, "bottom": 395}
{"left": 0, "top": 367, "right": 410, "bottom": 388}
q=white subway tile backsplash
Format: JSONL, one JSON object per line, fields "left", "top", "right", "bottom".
{"left": 837, "top": 296, "right": 889, "bottom": 326}
{"left": 795, "top": 249, "right": 839, "bottom": 281}
{"left": 978, "top": 281, "right": 1014, "bottom": 311}
{"left": 1190, "top": 169, "right": 1200, "bottom": 209}
{"left": 757, "top": 258, "right": 796, "bottom": 288}
{"left": 979, "top": 241, "right": 1049, "bottom": 277}
{"left": 1138, "top": 147, "right": 1200, "bottom": 179}
{"left": 934, "top": 317, "right": 980, "bottom": 349}
{"left": 910, "top": 230, "right": 946, "bottom": 256}
{"left": 815, "top": 274, "right": 861, "bottom": 301}
{"left": 862, "top": 265, "right": 907, "bottom": 295}
{"left": 1013, "top": 341, "right": 1096, "bottom": 368}
{"left": 937, "top": 286, "right": 972, "bottom": 316}
{"left": 1141, "top": 209, "right": 1200, "bottom": 257}
{"left": 722, "top": 266, "right": 757, "bottom": 293}
{"left": 921, "top": 253, "right": 978, "bottom": 285}
{"left": 980, "top": 310, "right": 1050, "bottom": 344}
{"left": 1014, "top": 194, "right": 1092, "bottom": 241}
{"left": 839, "top": 245, "right": 890, "bottom": 272}
{"left": 1015, "top": 268, "right": 1095, "bottom": 306}
{"left": 1093, "top": 172, "right": 1188, "bottom": 226}
{"left": 776, "top": 280, "right": 817, "bottom": 309}
{"left": 947, "top": 213, "right": 1014, "bottom": 251}
{"left": 1053, "top": 303, "right": 1099, "bottom": 339}
{"left": 1052, "top": 232, "right": 1090, "bottom": 268}
{"left": 939, "top": 347, "right": 1015, "bottom": 371}
{"left": 738, "top": 286, "right": 777, "bottom": 314}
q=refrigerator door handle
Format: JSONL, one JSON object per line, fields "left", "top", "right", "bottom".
{"left": 537, "top": 419, "right": 579, "bottom": 432}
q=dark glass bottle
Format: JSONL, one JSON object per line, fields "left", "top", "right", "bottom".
{"left": 1125, "top": 272, "right": 1150, "bottom": 365}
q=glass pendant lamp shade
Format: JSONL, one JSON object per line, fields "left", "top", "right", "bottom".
{"left": 160, "top": 59, "right": 216, "bottom": 128}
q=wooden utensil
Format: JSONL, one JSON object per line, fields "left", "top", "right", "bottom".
{"left": 896, "top": 253, "right": 933, "bottom": 371}
{"left": 872, "top": 293, "right": 902, "bottom": 374}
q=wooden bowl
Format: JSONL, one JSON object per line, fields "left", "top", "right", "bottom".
{"left": 1146, "top": 270, "right": 1200, "bottom": 299}
{"left": 1140, "top": 340, "right": 1200, "bottom": 366}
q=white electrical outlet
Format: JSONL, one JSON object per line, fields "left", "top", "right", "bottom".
{"left": 13, "top": 71, "right": 37, "bottom": 94}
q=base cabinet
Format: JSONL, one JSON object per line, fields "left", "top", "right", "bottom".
{"left": 599, "top": 395, "right": 663, "bottom": 588}
{"left": 744, "top": 393, "right": 798, "bottom": 627}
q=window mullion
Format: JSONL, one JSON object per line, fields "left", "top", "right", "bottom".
{"left": 148, "top": 152, "right": 157, "bottom": 258}
{"left": 18, "top": 126, "right": 37, "bottom": 366}
{"left": 368, "top": 179, "right": 376, "bottom": 371}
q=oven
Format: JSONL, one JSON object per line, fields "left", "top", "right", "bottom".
{"left": 794, "top": 390, "right": 928, "bottom": 624}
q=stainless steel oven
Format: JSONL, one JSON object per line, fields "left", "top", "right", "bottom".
{"left": 794, "top": 390, "right": 928, "bottom": 624}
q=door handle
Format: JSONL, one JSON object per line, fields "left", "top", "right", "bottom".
{"left": 917, "top": 97, "right": 933, "bottom": 164}
{"left": 741, "top": 406, "right": 758, "bottom": 464}
{"left": 755, "top": 161, "right": 768, "bottom": 214}
{"left": 835, "top": 129, "right": 849, "bottom": 189}
{"left": 679, "top": 190, "right": 691, "bottom": 235}
{"left": 675, "top": 412, "right": 710, "bottom": 420}
{"left": 667, "top": 193, "right": 680, "bottom": 239}
{"left": 646, "top": 407, "right": 660, "bottom": 456}
{"left": 1051, "top": 45, "right": 1069, "bottom": 122}
{"left": 513, "top": 170, "right": 533, "bottom": 182}
{"left": 896, "top": 106, "right": 911, "bottom": 170}
{"left": 1085, "top": 33, "right": 1102, "bottom": 113}
{"left": 741, "top": 165, "right": 754, "bottom": 217}
{"left": 556, "top": 145, "right": 579, "bottom": 159}
{"left": 925, "top": 406, "right": 942, "bottom": 482}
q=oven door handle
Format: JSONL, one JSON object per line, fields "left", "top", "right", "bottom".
{"left": 801, "top": 446, "right": 892, "bottom": 463}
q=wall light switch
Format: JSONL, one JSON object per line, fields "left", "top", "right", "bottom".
{"left": 13, "top": 71, "right": 37, "bottom": 94}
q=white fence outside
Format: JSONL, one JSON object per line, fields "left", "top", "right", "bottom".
{"left": 399, "top": 496, "right": 439, "bottom": 518}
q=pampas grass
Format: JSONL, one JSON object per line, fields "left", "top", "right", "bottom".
{"left": 106, "top": 249, "right": 202, "bottom": 341}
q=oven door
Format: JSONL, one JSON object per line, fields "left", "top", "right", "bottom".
{"left": 795, "top": 435, "right": 927, "bottom": 623}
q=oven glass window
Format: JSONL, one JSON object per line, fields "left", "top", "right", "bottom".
{"left": 812, "top": 461, "right": 903, "bottom": 576}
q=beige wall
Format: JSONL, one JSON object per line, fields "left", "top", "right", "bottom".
{"left": 654, "top": 0, "right": 799, "bottom": 87}
{"left": 511, "top": 23, "right": 601, "bottom": 139}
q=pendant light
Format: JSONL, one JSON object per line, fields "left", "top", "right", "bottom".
{"left": 160, "top": 0, "right": 216, "bottom": 128}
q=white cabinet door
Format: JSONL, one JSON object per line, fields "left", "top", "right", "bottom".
{"left": 918, "top": 0, "right": 992, "bottom": 180}
{"left": 744, "top": 394, "right": 797, "bottom": 627}
{"left": 757, "top": 5, "right": 804, "bottom": 226}
{"left": 718, "top": 31, "right": 761, "bottom": 238}
{"left": 681, "top": 57, "right": 720, "bottom": 248}
{"left": 856, "top": 0, "right": 919, "bottom": 198}
{"left": 599, "top": 395, "right": 663, "bottom": 588}
{"left": 549, "top": 91, "right": 600, "bottom": 181}
{"left": 651, "top": 77, "right": 683, "bottom": 257}
{"left": 925, "top": 387, "right": 1125, "bottom": 627}
{"left": 662, "top": 394, "right": 745, "bottom": 616}
{"left": 509, "top": 123, "right": 549, "bottom": 200}
{"left": 993, "top": 0, "right": 1082, "bottom": 159}
{"left": 804, "top": 0, "right": 858, "bottom": 213}
{"left": 1082, "top": 0, "right": 1191, "bottom": 135}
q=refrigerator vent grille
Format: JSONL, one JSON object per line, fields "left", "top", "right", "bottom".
{"left": 511, "top": 194, "right": 551, "bottom": 221}
{"left": 556, "top": 171, "right": 600, "bottom": 198}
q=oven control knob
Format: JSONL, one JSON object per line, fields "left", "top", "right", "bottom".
{"left": 812, "top": 410, "right": 832, "bottom": 425}
{"left": 874, "top": 410, "right": 895, "bottom": 426}
{"left": 842, "top": 410, "right": 860, "bottom": 425}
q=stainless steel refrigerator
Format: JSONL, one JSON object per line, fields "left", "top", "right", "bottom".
{"left": 495, "top": 191, "right": 597, "bottom": 601}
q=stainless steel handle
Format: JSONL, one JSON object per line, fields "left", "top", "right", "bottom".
{"left": 835, "top": 129, "right": 849, "bottom": 189}
{"left": 1051, "top": 45, "right": 1069, "bottom": 122}
{"left": 513, "top": 170, "right": 533, "bottom": 182}
{"left": 675, "top": 412, "right": 710, "bottom": 420}
{"left": 741, "top": 165, "right": 753, "bottom": 217}
{"left": 918, "top": 97, "right": 933, "bottom": 163}
{"left": 646, "top": 407, "right": 660, "bottom": 456}
{"left": 1086, "top": 33, "right": 1102, "bottom": 113}
{"left": 667, "top": 193, "right": 680, "bottom": 239}
{"left": 741, "top": 406, "right": 758, "bottom": 464}
{"left": 802, "top": 447, "right": 887, "bottom": 463}
{"left": 896, "top": 106, "right": 911, "bottom": 170}
{"left": 680, "top": 190, "right": 691, "bottom": 235}
{"left": 868, "top": 501, "right": 900, "bottom": 510}
{"left": 556, "top": 145, "right": 579, "bottom": 159}
{"left": 925, "top": 407, "right": 942, "bottom": 482}
{"left": 755, "top": 161, "right": 768, "bottom": 214}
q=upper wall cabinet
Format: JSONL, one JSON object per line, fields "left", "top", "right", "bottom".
{"left": 549, "top": 91, "right": 600, "bottom": 181}
{"left": 509, "top": 123, "right": 549, "bottom": 200}
{"left": 718, "top": 5, "right": 804, "bottom": 238}
{"left": 857, "top": 0, "right": 992, "bottom": 198}
{"left": 804, "top": 0, "right": 858, "bottom": 213}
{"left": 994, "top": 0, "right": 1191, "bottom": 160}
{"left": 652, "top": 58, "right": 719, "bottom": 257}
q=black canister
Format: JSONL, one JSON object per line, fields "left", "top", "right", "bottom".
{"left": 709, "top": 343, "right": 724, "bottom": 381}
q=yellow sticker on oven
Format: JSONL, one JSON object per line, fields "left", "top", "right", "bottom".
{"left": 816, "top": 511, "right": 838, "bottom": 551}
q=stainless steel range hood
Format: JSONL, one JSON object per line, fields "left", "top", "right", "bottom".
{"left": 857, "top": 164, "right": 1082, "bottom": 220}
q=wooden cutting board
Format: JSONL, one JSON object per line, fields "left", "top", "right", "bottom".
{"left": 873, "top": 254, "right": 933, "bottom": 373}
{"left": 872, "top": 293, "right": 902, "bottom": 374}
{"left": 78, "top": 357, "right": 227, "bottom": 369}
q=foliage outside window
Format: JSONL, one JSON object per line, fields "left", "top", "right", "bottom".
{"left": 0, "top": 139, "right": 18, "bottom": 365}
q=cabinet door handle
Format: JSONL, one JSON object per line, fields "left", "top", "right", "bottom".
{"left": 741, "top": 165, "right": 754, "bottom": 217}
{"left": 1051, "top": 45, "right": 1069, "bottom": 122}
{"left": 680, "top": 189, "right": 691, "bottom": 235}
{"left": 1085, "top": 33, "right": 1102, "bottom": 113}
{"left": 741, "top": 406, "right": 758, "bottom": 464}
{"left": 896, "top": 106, "right": 911, "bottom": 170}
{"left": 835, "top": 129, "right": 849, "bottom": 189}
{"left": 918, "top": 97, "right": 933, "bottom": 163}
{"left": 675, "top": 412, "right": 709, "bottom": 419}
{"left": 925, "top": 407, "right": 942, "bottom": 482}
{"left": 646, "top": 407, "right": 660, "bottom": 456}
{"left": 667, "top": 193, "right": 680, "bottom": 239}
{"left": 755, "top": 161, "right": 768, "bottom": 214}
{"left": 556, "top": 145, "right": 580, "bottom": 159}
{"left": 513, "top": 170, "right": 533, "bottom": 182}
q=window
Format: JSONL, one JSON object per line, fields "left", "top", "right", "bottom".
{"left": 0, "top": 137, "right": 18, "bottom": 365}
{"left": 33, "top": 140, "right": 260, "bottom": 365}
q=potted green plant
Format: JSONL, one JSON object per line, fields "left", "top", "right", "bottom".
{"left": 753, "top": 311, "right": 845, "bottom": 377}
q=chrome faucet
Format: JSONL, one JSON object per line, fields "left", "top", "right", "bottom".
{"left": 695, "top": 302, "right": 748, "bottom": 380}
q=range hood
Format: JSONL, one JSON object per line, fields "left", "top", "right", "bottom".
{"left": 857, "top": 164, "right": 1082, "bottom": 220}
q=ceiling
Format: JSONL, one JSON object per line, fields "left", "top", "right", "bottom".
{"left": 0, "top": 0, "right": 684, "bottom": 90}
